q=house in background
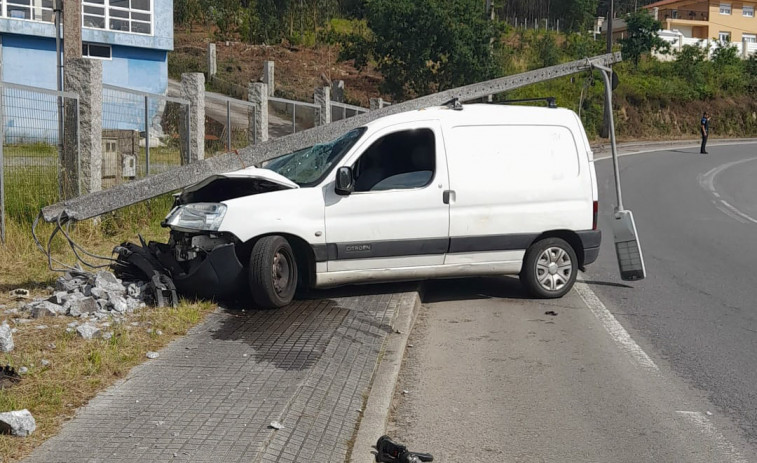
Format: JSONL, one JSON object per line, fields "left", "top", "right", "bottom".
{"left": 0, "top": 0, "right": 173, "bottom": 94}
{"left": 644, "top": 0, "right": 756, "bottom": 44}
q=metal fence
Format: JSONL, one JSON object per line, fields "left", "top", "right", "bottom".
{"left": 269, "top": 97, "right": 321, "bottom": 138}
{"left": 1, "top": 81, "right": 79, "bottom": 242}
{"left": 102, "top": 84, "right": 190, "bottom": 187}
{"left": 330, "top": 101, "right": 369, "bottom": 122}
{"left": 204, "top": 92, "right": 256, "bottom": 155}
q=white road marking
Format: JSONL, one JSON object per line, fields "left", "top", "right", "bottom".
{"left": 698, "top": 156, "right": 757, "bottom": 225}
{"left": 719, "top": 200, "right": 757, "bottom": 225}
{"left": 574, "top": 280, "right": 659, "bottom": 372}
{"left": 676, "top": 411, "right": 749, "bottom": 463}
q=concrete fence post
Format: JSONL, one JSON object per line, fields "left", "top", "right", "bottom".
{"left": 63, "top": 58, "right": 101, "bottom": 198}
{"left": 263, "top": 61, "right": 275, "bottom": 97}
{"left": 743, "top": 38, "right": 749, "bottom": 59}
{"left": 0, "top": 84, "right": 4, "bottom": 243}
{"left": 180, "top": 72, "right": 205, "bottom": 163}
{"left": 369, "top": 98, "right": 386, "bottom": 110}
{"left": 315, "top": 86, "right": 331, "bottom": 126}
{"left": 207, "top": 43, "right": 217, "bottom": 80}
{"left": 249, "top": 82, "right": 269, "bottom": 144}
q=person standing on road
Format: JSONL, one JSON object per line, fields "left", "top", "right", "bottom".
{"left": 700, "top": 112, "right": 711, "bottom": 154}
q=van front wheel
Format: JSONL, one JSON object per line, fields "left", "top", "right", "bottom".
{"left": 520, "top": 238, "right": 577, "bottom": 298}
{"left": 249, "top": 236, "right": 298, "bottom": 309}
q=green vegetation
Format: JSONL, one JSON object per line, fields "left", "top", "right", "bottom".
{"left": 619, "top": 9, "right": 669, "bottom": 67}
{"left": 337, "top": 0, "right": 502, "bottom": 99}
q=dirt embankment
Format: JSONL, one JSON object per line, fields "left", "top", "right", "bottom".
{"left": 614, "top": 96, "right": 757, "bottom": 141}
{"left": 173, "top": 30, "right": 386, "bottom": 107}
{"left": 173, "top": 30, "right": 757, "bottom": 141}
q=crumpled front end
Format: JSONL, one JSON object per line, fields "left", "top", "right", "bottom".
{"left": 163, "top": 232, "right": 246, "bottom": 299}
{"left": 113, "top": 232, "right": 246, "bottom": 301}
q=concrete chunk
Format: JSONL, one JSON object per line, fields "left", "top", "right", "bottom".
{"left": 68, "top": 296, "right": 98, "bottom": 317}
{"left": 110, "top": 296, "right": 129, "bottom": 314}
{"left": 95, "top": 271, "right": 124, "bottom": 295}
{"left": 0, "top": 410, "right": 36, "bottom": 436}
{"left": 76, "top": 323, "right": 102, "bottom": 340}
{"left": 31, "top": 302, "right": 63, "bottom": 318}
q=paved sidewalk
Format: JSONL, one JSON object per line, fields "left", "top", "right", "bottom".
{"left": 26, "top": 287, "right": 418, "bottom": 463}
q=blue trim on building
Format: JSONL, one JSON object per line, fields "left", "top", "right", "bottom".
{"left": 1, "top": 34, "right": 167, "bottom": 94}
{"left": 0, "top": 2, "right": 173, "bottom": 51}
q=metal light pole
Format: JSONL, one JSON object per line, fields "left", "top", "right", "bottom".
{"left": 602, "top": 0, "right": 614, "bottom": 138}
{"left": 593, "top": 62, "right": 647, "bottom": 282}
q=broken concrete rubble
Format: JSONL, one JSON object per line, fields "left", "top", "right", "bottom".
{"left": 19, "top": 270, "right": 153, "bottom": 322}
{"left": 30, "top": 301, "right": 64, "bottom": 318}
{"left": 0, "top": 409, "right": 36, "bottom": 437}
{"left": 76, "top": 323, "right": 101, "bottom": 340}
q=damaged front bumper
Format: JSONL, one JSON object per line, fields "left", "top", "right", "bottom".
{"left": 113, "top": 233, "right": 246, "bottom": 301}
{"left": 171, "top": 243, "right": 245, "bottom": 299}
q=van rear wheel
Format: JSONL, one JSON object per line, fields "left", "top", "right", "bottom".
{"left": 520, "top": 237, "right": 577, "bottom": 298}
{"left": 249, "top": 235, "right": 298, "bottom": 309}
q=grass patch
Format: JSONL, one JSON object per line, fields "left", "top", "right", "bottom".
{"left": 0, "top": 195, "right": 217, "bottom": 462}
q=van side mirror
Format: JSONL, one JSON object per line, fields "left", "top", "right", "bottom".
{"left": 335, "top": 166, "right": 354, "bottom": 195}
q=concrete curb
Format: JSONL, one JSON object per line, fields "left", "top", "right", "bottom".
{"left": 350, "top": 291, "right": 423, "bottom": 463}
{"left": 592, "top": 137, "right": 757, "bottom": 160}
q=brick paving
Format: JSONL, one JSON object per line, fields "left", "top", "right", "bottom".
{"left": 25, "top": 287, "right": 417, "bottom": 463}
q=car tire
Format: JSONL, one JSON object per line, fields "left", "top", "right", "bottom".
{"left": 520, "top": 237, "right": 577, "bottom": 299}
{"left": 249, "top": 235, "right": 298, "bottom": 309}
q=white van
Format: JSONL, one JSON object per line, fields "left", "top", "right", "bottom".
{"left": 159, "top": 103, "right": 601, "bottom": 308}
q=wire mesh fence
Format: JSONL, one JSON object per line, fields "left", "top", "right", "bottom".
{"left": 102, "top": 84, "right": 190, "bottom": 188}
{"left": 1, "top": 82, "right": 79, "bottom": 241}
{"left": 330, "top": 101, "right": 368, "bottom": 122}
{"left": 269, "top": 97, "right": 320, "bottom": 138}
{"left": 204, "top": 93, "right": 256, "bottom": 155}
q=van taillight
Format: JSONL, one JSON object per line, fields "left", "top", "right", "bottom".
{"left": 592, "top": 201, "right": 599, "bottom": 230}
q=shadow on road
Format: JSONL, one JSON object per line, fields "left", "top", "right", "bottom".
{"left": 420, "top": 276, "right": 530, "bottom": 303}
{"left": 581, "top": 280, "right": 634, "bottom": 289}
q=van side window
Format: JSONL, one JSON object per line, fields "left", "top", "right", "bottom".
{"left": 353, "top": 128, "right": 436, "bottom": 192}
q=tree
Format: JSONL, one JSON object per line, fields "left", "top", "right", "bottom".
{"left": 553, "top": 0, "right": 599, "bottom": 33}
{"left": 618, "top": 9, "right": 668, "bottom": 67}
{"left": 341, "top": 0, "right": 502, "bottom": 100}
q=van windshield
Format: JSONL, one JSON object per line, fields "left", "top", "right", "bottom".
{"left": 263, "top": 128, "right": 366, "bottom": 187}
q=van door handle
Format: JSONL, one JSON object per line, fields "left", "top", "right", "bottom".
{"left": 443, "top": 190, "right": 454, "bottom": 204}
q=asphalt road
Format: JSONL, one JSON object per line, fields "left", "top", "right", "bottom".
{"left": 387, "top": 142, "right": 757, "bottom": 461}
{"left": 587, "top": 142, "right": 757, "bottom": 443}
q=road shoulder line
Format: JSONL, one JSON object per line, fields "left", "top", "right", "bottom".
{"left": 575, "top": 280, "right": 659, "bottom": 372}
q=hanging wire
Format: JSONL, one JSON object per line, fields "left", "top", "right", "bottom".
{"left": 32, "top": 210, "right": 117, "bottom": 275}
{"left": 578, "top": 70, "right": 595, "bottom": 119}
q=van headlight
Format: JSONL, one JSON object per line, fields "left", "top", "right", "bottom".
{"left": 164, "top": 203, "right": 227, "bottom": 231}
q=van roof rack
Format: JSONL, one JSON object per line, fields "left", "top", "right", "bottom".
{"left": 441, "top": 98, "right": 463, "bottom": 110}
{"left": 494, "top": 97, "right": 558, "bottom": 109}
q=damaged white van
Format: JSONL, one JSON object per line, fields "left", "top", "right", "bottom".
{"left": 156, "top": 103, "right": 601, "bottom": 308}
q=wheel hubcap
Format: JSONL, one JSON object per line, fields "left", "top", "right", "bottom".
{"left": 272, "top": 251, "right": 291, "bottom": 295}
{"left": 535, "top": 247, "right": 573, "bottom": 292}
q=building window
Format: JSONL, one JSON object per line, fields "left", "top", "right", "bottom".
{"left": 744, "top": 5, "right": 755, "bottom": 17}
{"left": 672, "top": 9, "right": 679, "bottom": 19}
{"left": 719, "top": 31, "right": 732, "bottom": 42}
{"left": 744, "top": 34, "right": 757, "bottom": 43}
{"left": 82, "top": 42, "right": 112, "bottom": 60}
{"left": 82, "top": 0, "right": 152, "bottom": 35}
{"left": 720, "top": 3, "right": 731, "bottom": 14}
{"left": 2, "top": 0, "right": 54, "bottom": 23}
